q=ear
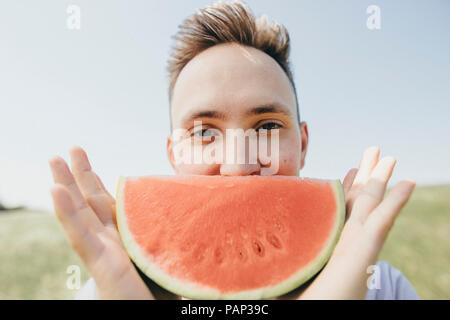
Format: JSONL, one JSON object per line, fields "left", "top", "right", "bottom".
{"left": 299, "top": 121, "right": 309, "bottom": 169}
{"left": 166, "top": 135, "right": 179, "bottom": 174}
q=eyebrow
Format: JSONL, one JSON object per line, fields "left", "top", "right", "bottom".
{"left": 245, "top": 103, "right": 292, "bottom": 117}
{"left": 181, "top": 103, "right": 292, "bottom": 127}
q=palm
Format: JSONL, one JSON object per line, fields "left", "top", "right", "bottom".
{"left": 49, "top": 147, "right": 154, "bottom": 299}
{"left": 297, "top": 146, "right": 415, "bottom": 299}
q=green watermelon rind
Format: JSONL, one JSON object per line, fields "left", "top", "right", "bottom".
{"left": 116, "top": 177, "right": 345, "bottom": 300}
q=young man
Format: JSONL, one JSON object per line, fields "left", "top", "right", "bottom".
{"left": 49, "top": 1, "right": 418, "bottom": 299}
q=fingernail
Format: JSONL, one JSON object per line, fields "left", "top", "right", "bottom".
{"left": 403, "top": 179, "right": 416, "bottom": 192}
{"left": 383, "top": 156, "right": 396, "bottom": 165}
{"left": 48, "top": 156, "right": 63, "bottom": 167}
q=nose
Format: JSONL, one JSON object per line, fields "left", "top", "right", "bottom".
{"left": 220, "top": 163, "right": 260, "bottom": 176}
{"left": 219, "top": 129, "right": 261, "bottom": 176}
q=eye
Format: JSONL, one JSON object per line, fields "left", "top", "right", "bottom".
{"left": 257, "top": 122, "right": 282, "bottom": 131}
{"left": 192, "top": 127, "right": 221, "bottom": 138}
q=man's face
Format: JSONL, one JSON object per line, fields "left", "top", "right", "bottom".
{"left": 168, "top": 43, "right": 308, "bottom": 176}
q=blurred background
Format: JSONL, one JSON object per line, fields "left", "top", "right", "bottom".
{"left": 0, "top": 0, "right": 449, "bottom": 299}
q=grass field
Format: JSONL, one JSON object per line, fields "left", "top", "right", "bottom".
{"left": 0, "top": 184, "right": 449, "bottom": 299}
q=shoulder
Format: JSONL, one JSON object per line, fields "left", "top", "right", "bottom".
{"left": 365, "top": 261, "right": 419, "bottom": 300}
{"left": 74, "top": 278, "right": 99, "bottom": 300}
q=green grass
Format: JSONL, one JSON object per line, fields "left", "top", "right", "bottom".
{"left": 378, "top": 184, "right": 450, "bottom": 299}
{"left": 0, "top": 184, "right": 449, "bottom": 299}
{"left": 0, "top": 210, "right": 89, "bottom": 300}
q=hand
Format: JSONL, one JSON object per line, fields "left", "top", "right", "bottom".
{"left": 298, "top": 146, "right": 416, "bottom": 299}
{"left": 49, "top": 146, "right": 154, "bottom": 299}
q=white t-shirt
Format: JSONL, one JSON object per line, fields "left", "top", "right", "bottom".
{"left": 75, "top": 261, "right": 419, "bottom": 300}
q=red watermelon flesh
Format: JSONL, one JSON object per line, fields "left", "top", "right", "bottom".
{"left": 116, "top": 175, "right": 345, "bottom": 299}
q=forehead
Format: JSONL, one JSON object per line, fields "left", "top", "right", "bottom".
{"left": 170, "top": 43, "right": 297, "bottom": 128}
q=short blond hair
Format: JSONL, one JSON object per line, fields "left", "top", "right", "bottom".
{"left": 167, "top": 0, "right": 300, "bottom": 122}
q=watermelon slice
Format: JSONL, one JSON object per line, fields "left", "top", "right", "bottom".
{"left": 116, "top": 175, "right": 345, "bottom": 299}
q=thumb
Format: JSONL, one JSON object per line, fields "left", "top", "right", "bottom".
{"left": 342, "top": 168, "right": 358, "bottom": 222}
{"left": 343, "top": 168, "right": 358, "bottom": 197}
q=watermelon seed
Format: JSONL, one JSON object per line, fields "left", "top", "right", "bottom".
{"left": 266, "top": 232, "right": 282, "bottom": 249}
{"left": 236, "top": 246, "right": 248, "bottom": 262}
{"left": 214, "top": 247, "right": 225, "bottom": 264}
{"left": 252, "top": 240, "right": 265, "bottom": 257}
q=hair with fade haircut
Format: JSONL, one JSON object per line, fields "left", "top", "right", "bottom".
{"left": 167, "top": 0, "right": 300, "bottom": 127}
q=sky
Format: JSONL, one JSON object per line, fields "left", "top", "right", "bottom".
{"left": 0, "top": 0, "right": 449, "bottom": 211}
